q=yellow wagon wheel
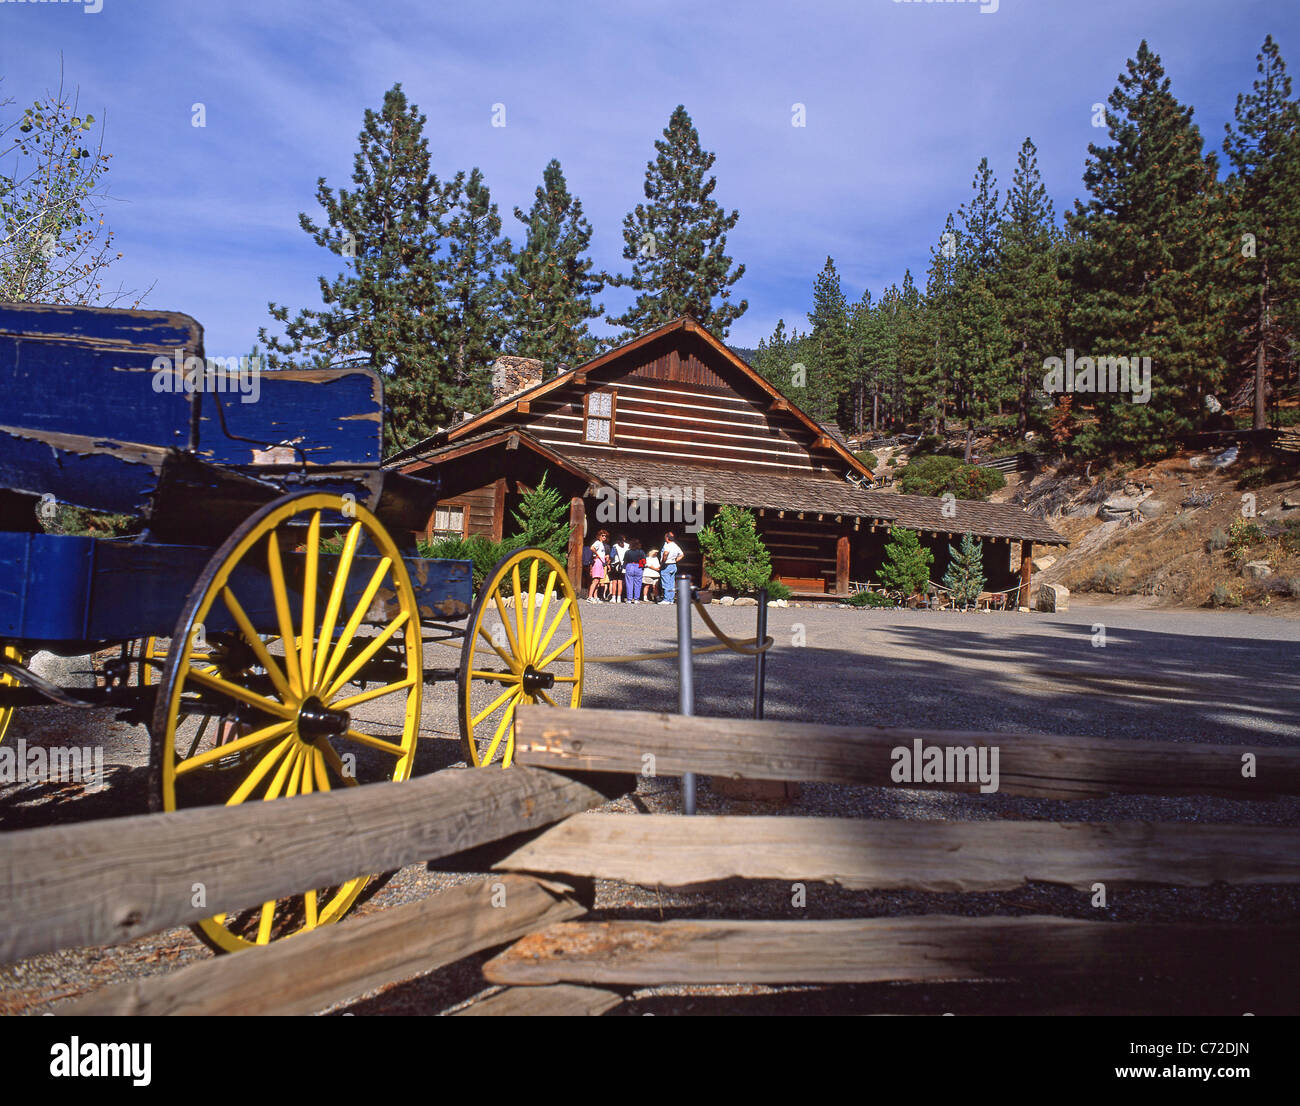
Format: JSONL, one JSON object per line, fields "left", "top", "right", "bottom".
{"left": 0, "top": 645, "right": 21, "bottom": 744}
{"left": 150, "top": 491, "right": 423, "bottom": 954}
{"left": 457, "top": 548, "right": 582, "bottom": 768}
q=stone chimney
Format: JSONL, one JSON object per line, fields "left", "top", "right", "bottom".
{"left": 491, "top": 355, "right": 544, "bottom": 404}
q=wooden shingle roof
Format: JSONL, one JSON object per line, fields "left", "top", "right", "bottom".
{"left": 565, "top": 451, "right": 1067, "bottom": 545}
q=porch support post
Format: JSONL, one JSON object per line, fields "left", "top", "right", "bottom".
{"left": 836, "top": 532, "right": 851, "bottom": 595}
{"left": 567, "top": 496, "right": 585, "bottom": 592}
{"left": 1019, "top": 540, "right": 1034, "bottom": 609}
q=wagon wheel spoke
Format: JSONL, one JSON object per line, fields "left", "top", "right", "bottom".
{"left": 340, "top": 728, "right": 409, "bottom": 758}
{"left": 175, "top": 719, "right": 293, "bottom": 776}
{"left": 317, "top": 556, "right": 393, "bottom": 695}
{"left": 225, "top": 734, "right": 296, "bottom": 805}
{"left": 459, "top": 549, "right": 583, "bottom": 770}
{"left": 317, "top": 738, "right": 359, "bottom": 788}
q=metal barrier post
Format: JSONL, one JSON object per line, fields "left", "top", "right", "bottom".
{"left": 677, "top": 574, "right": 696, "bottom": 815}
{"left": 753, "top": 586, "right": 768, "bottom": 720}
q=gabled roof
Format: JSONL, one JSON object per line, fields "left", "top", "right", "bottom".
{"left": 385, "top": 317, "right": 874, "bottom": 482}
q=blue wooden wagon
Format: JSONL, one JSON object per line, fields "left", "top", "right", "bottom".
{"left": 0, "top": 303, "right": 585, "bottom": 951}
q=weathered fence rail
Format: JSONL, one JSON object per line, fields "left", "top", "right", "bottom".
{"left": 512, "top": 707, "right": 1300, "bottom": 800}
{"left": 2, "top": 704, "right": 1297, "bottom": 1015}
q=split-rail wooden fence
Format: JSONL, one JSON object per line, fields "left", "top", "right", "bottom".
{"left": 2, "top": 705, "right": 1299, "bottom": 1015}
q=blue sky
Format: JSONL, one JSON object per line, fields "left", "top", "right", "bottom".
{"left": 2, "top": 0, "right": 1296, "bottom": 357}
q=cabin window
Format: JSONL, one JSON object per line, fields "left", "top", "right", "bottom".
{"left": 430, "top": 503, "right": 467, "bottom": 541}
{"left": 584, "top": 390, "right": 617, "bottom": 444}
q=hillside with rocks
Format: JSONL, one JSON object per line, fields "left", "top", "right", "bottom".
{"left": 999, "top": 450, "right": 1300, "bottom": 612}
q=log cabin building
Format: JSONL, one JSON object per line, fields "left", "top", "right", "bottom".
{"left": 390, "top": 317, "right": 1066, "bottom": 599}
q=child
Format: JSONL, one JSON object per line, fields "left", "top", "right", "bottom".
{"left": 642, "top": 548, "right": 661, "bottom": 603}
{"left": 587, "top": 530, "right": 609, "bottom": 603}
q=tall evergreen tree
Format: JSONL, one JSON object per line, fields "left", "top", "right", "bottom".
{"left": 1222, "top": 35, "right": 1300, "bottom": 428}
{"left": 848, "top": 287, "right": 878, "bottom": 434}
{"left": 953, "top": 159, "right": 1009, "bottom": 456}
{"left": 911, "top": 216, "right": 961, "bottom": 436}
{"left": 504, "top": 159, "right": 605, "bottom": 371}
{"left": 997, "top": 138, "right": 1065, "bottom": 434}
{"left": 260, "top": 85, "right": 498, "bottom": 452}
{"left": 958, "top": 157, "right": 1001, "bottom": 274}
{"left": 443, "top": 167, "right": 511, "bottom": 419}
{"left": 608, "top": 105, "right": 747, "bottom": 338}
{"left": 1064, "top": 41, "right": 1226, "bottom": 458}
{"left": 807, "top": 256, "right": 853, "bottom": 427}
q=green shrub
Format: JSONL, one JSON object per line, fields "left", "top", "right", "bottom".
{"left": 503, "top": 473, "right": 570, "bottom": 560}
{"left": 854, "top": 450, "right": 878, "bottom": 471}
{"left": 898, "top": 454, "right": 963, "bottom": 496}
{"left": 897, "top": 454, "right": 1005, "bottom": 500}
{"left": 1237, "top": 465, "right": 1271, "bottom": 490}
{"left": 942, "top": 532, "right": 986, "bottom": 608}
{"left": 1227, "top": 517, "right": 1264, "bottom": 559}
{"left": 697, "top": 504, "right": 772, "bottom": 592}
{"left": 1092, "top": 563, "right": 1123, "bottom": 592}
{"left": 39, "top": 503, "right": 140, "bottom": 537}
{"left": 418, "top": 532, "right": 511, "bottom": 593}
{"left": 763, "top": 578, "right": 792, "bottom": 601}
{"left": 878, "top": 526, "right": 933, "bottom": 596}
{"left": 913, "top": 433, "right": 944, "bottom": 454}
{"left": 848, "top": 589, "right": 895, "bottom": 608}
{"left": 1212, "top": 581, "right": 1243, "bottom": 607}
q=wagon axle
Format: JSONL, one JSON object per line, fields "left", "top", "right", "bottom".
{"left": 520, "top": 665, "right": 556, "bottom": 696}
{"left": 296, "top": 697, "right": 351, "bottom": 741}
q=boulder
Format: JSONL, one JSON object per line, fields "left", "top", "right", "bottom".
{"left": 717, "top": 595, "right": 735, "bottom": 606}
{"left": 1031, "top": 554, "right": 1057, "bottom": 572}
{"left": 1243, "top": 561, "right": 1272, "bottom": 579}
{"left": 734, "top": 596, "right": 758, "bottom": 606}
{"left": 1035, "top": 583, "right": 1070, "bottom": 612}
{"left": 1283, "top": 497, "right": 1300, "bottom": 511}
{"left": 1098, "top": 495, "right": 1146, "bottom": 521}
{"left": 1137, "top": 498, "right": 1167, "bottom": 519}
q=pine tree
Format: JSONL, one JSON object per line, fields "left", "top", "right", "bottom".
{"left": 953, "top": 159, "right": 1009, "bottom": 457}
{"left": 878, "top": 526, "right": 933, "bottom": 597}
{"left": 1222, "top": 35, "right": 1300, "bottom": 429}
{"left": 503, "top": 473, "right": 570, "bottom": 559}
{"left": 942, "top": 532, "right": 986, "bottom": 609}
{"left": 910, "top": 216, "right": 961, "bottom": 436}
{"left": 958, "top": 157, "right": 1001, "bottom": 274}
{"left": 504, "top": 159, "right": 605, "bottom": 371}
{"left": 697, "top": 505, "right": 772, "bottom": 593}
{"left": 807, "top": 257, "right": 853, "bottom": 428}
{"left": 608, "top": 105, "right": 747, "bottom": 338}
{"left": 1065, "top": 42, "right": 1226, "bottom": 458}
{"left": 755, "top": 317, "right": 790, "bottom": 387}
{"left": 848, "top": 288, "right": 877, "bottom": 434}
{"left": 443, "top": 166, "right": 512, "bottom": 417}
{"left": 997, "top": 138, "right": 1065, "bottom": 435}
{"left": 259, "top": 85, "right": 490, "bottom": 452}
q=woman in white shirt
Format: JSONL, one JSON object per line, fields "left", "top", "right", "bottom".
{"left": 641, "top": 549, "right": 661, "bottom": 603}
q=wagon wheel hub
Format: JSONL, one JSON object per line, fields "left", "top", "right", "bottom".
{"left": 296, "top": 696, "right": 350, "bottom": 742}
{"left": 520, "top": 665, "right": 555, "bottom": 696}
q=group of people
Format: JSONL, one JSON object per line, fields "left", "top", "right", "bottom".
{"left": 584, "top": 530, "right": 684, "bottom": 605}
